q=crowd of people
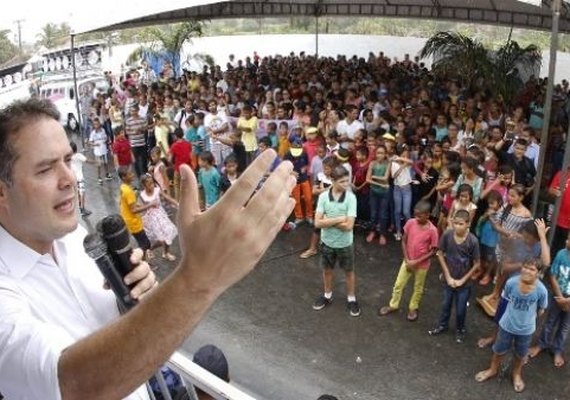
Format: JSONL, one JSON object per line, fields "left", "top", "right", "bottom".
{"left": 70, "top": 49, "right": 570, "bottom": 395}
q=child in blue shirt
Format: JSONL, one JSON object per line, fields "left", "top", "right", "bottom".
{"left": 529, "top": 232, "right": 570, "bottom": 368}
{"left": 476, "top": 190, "right": 503, "bottom": 286}
{"left": 197, "top": 151, "right": 221, "bottom": 209}
{"left": 475, "top": 258, "right": 548, "bottom": 393}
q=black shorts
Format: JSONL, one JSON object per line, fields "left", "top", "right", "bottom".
{"left": 319, "top": 243, "right": 354, "bottom": 272}
{"left": 480, "top": 244, "right": 497, "bottom": 265}
{"left": 132, "top": 230, "right": 151, "bottom": 251}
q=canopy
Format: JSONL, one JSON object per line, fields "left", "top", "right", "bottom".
{"left": 71, "top": 0, "right": 570, "bottom": 35}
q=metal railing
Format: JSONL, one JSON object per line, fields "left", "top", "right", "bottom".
{"left": 149, "top": 350, "right": 257, "bottom": 400}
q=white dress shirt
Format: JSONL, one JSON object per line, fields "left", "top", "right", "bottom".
{"left": 0, "top": 224, "right": 149, "bottom": 400}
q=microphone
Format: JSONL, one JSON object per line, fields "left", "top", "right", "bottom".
{"left": 83, "top": 215, "right": 138, "bottom": 310}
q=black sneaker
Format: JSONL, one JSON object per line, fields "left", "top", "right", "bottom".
{"left": 347, "top": 301, "right": 361, "bottom": 317}
{"left": 428, "top": 326, "right": 448, "bottom": 336}
{"left": 455, "top": 329, "right": 466, "bottom": 343}
{"left": 312, "top": 294, "right": 333, "bottom": 311}
{"left": 105, "top": 173, "right": 113, "bottom": 181}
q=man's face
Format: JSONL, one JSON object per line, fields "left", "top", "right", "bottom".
{"left": 333, "top": 176, "right": 350, "bottom": 192}
{"left": 452, "top": 218, "right": 469, "bottom": 236}
{"left": 0, "top": 118, "right": 77, "bottom": 252}
{"left": 514, "top": 144, "right": 526, "bottom": 159}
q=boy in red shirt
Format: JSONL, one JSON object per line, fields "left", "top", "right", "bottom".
{"left": 169, "top": 127, "right": 192, "bottom": 200}
{"left": 112, "top": 126, "right": 134, "bottom": 170}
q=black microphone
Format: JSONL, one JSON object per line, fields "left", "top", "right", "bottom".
{"left": 83, "top": 215, "right": 137, "bottom": 309}
{"left": 97, "top": 215, "right": 135, "bottom": 279}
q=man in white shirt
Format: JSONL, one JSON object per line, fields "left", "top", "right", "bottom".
{"left": 174, "top": 100, "right": 194, "bottom": 128}
{"left": 336, "top": 105, "right": 363, "bottom": 149}
{"left": 0, "top": 98, "right": 295, "bottom": 399}
{"left": 204, "top": 99, "right": 232, "bottom": 166}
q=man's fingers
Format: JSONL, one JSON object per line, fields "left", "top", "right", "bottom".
{"left": 246, "top": 161, "right": 295, "bottom": 224}
{"left": 124, "top": 262, "right": 153, "bottom": 286}
{"left": 178, "top": 164, "right": 201, "bottom": 224}
{"left": 218, "top": 149, "right": 282, "bottom": 209}
{"left": 129, "top": 248, "right": 144, "bottom": 265}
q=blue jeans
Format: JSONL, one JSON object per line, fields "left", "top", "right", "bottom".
{"left": 437, "top": 284, "right": 472, "bottom": 331}
{"left": 369, "top": 191, "right": 389, "bottom": 234}
{"left": 537, "top": 296, "right": 570, "bottom": 355}
{"left": 393, "top": 185, "right": 412, "bottom": 234}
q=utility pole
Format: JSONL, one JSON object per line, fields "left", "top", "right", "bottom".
{"left": 14, "top": 19, "right": 24, "bottom": 52}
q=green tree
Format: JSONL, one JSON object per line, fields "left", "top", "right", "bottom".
{"left": 127, "top": 21, "right": 205, "bottom": 76}
{"left": 36, "top": 23, "right": 67, "bottom": 48}
{"left": 0, "top": 29, "right": 18, "bottom": 65}
{"left": 419, "top": 31, "right": 493, "bottom": 92}
{"left": 492, "top": 40, "right": 542, "bottom": 103}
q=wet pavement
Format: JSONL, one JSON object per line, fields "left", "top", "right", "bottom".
{"left": 78, "top": 154, "right": 570, "bottom": 400}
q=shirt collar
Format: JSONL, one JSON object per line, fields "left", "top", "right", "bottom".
{"left": 0, "top": 223, "right": 64, "bottom": 279}
{"left": 328, "top": 189, "right": 346, "bottom": 203}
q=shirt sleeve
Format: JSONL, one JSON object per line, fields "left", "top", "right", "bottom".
{"left": 470, "top": 234, "right": 481, "bottom": 262}
{"left": 124, "top": 187, "right": 137, "bottom": 207}
{"left": 439, "top": 230, "right": 449, "bottom": 254}
{"left": 550, "top": 171, "right": 561, "bottom": 191}
{"left": 316, "top": 192, "right": 325, "bottom": 215}
{"left": 539, "top": 284, "right": 548, "bottom": 311}
{"left": 501, "top": 278, "right": 513, "bottom": 300}
{"left": 347, "top": 193, "right": 357, "bottom": 218}
{"left": 430, "top": 226, "right": 439, "bottom": 249}
{"left": 0, "top": 285, "right": 75, "bottom": 400}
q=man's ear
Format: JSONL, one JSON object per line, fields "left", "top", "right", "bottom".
{"left": 0, "top": 179, "right": 9, "bottom": 209}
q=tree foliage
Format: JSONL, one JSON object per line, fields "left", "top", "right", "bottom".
{"left": 420, "top": 31, "right": 492, "bottom": 90}
{"left": 0, "top": 29, "right": 18, "bottom": 65}
{"left": 127, "top": 21, "right": 204, "bottom": 76}
{"left": 36, "top": 23, "right": 69, "bottom": 49}
{"left": 420, "top": 31, "right": 542, "bottom": 102}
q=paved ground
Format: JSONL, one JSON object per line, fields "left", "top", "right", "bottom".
{"left": 79, "top": 155, "right": 570, "bottom": 400}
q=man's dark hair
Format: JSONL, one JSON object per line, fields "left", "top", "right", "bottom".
{"left": 174, "top": 127, "right": 184, "bottom": 139}
{"left": 258, "top": 136, "right": 272, "bottom": 147}
{"left": 414, "top": 200, "right": 432, "bottom": 214}
{"left": 521, "top": 219, "right": 539, "bottom": 241}
{"left": 0, "top": 99, "right": 60, "bottom": 185}
{"left": 515, "top": 138, "right": 529, "bottom": 147}
{"left": 317, "top": 396, "right": 339, "bottom": 400}
{"left": 331, "top": 165, "right": 349, "bottom": 181}
{"left": 453, "top": 209, "right": 470, "bottom": 222}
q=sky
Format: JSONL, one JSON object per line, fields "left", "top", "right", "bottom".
{"left": 0, "top": 0, "right": 213, "bottom": 43}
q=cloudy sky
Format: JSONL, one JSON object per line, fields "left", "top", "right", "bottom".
{"left": 0, "top": 0, "right": 205, "bottom": 43}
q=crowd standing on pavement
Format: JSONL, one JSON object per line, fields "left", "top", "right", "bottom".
{"left": 74, "top": 50, "right": 570, "bottom": 394}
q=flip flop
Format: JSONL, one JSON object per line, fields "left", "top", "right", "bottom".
{"left": 477, "top": 337, "right": 494, "bottom": 349}
{"left": 475, "top": 370, "right": 496, "bottom": 383}
{"left": 407, "top": 310, "right": 418, "bottom": 322}
{"left": 379, "top": 306, "right": 398, "bottom": 316}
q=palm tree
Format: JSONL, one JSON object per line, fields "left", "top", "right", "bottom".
{"left": 492, "top": 40, "right": 542, "bottom": 103}
{"left": 127, "top": 21, "right": 204, "bottom": 77}
{"left": 419, "top": 31, "right": 493, "bottom": 92}
{"left": 36, "top": 23, "right": 64, "bottom": 49}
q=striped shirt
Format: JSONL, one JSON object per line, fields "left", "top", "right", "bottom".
{"left": 125, "top": 116, "right": 147, "bottom": 148}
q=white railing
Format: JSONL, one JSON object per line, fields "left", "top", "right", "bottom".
{"left": 149, "top": 350, "right": 257, "bottom": 400}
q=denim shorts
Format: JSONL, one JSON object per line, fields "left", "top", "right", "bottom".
{"left": 320, "top": 243, "right": 354, "bottom": 272}
{"left": 492, "top": 327, "right": 533, "bottom": 359}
